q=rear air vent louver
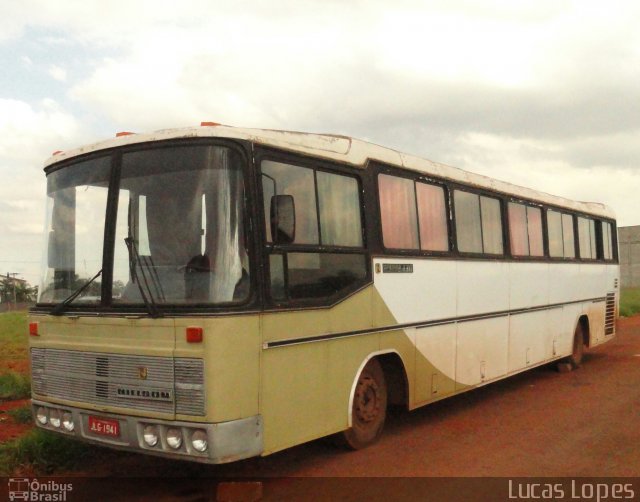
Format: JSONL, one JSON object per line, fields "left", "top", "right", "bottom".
{"left": 605, "top": 293, "right": 616, "bottom": 336}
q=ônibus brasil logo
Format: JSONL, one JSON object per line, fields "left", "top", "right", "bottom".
{"left": 8, "top": 478, "right": 73, "bottom": 501}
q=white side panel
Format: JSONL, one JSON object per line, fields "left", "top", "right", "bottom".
{"left": 373, "top": 258, "right": 457, "bottom": 323}
{"left": 456, "top": 317, "right": 508, "bottom": 387}
{"left": 509, "top": 262, "right": 549, "bottom": 309}
{"left": 415, "top": 324, "right": 456, "bottom": 402}
{"left": 456, "top": 261, "right": 510, "bottom": 317}
{"left": 549, "top": 263, "right": 583, "bottom": 303}
{"left": 508, "top": 311, "right": 552, "bottom": 372}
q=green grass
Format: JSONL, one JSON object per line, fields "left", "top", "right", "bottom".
{"left": 0, "top": 311, "right": 28, "bottom": 371}
{"left": 0, "top": 372, "right": 30, "bottom": 400}
{"left": 620, "top": 288, "right": 640, "bottom": 317}
{"left": 0, "top": 429, "right": 94, "bottom": 476}
{"left": 7, "top": 405, "right": 33, "bottom": 424}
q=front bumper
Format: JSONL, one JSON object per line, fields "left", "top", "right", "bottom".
{"left": 32, "top": 399, "right": 263, "bottom": 464}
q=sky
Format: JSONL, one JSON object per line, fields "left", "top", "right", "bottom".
{"left": 1, "top": 0, "right": 639, "bottom": 287}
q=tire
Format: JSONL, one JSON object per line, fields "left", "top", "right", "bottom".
{"left": 341, "top": 358, "right": 387, "bottom": 450}
{"left": 568, "top": 323, "right": 585, "bottom": 369}
{"left": 557, "top": 323, "right": 585, "bottom": 372}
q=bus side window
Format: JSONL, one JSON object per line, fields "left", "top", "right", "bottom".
{"left": 378, "top": 174, "right": 419, "bottom": 249}
{"left": 454, "top": 190, "right": 503, "bottom": 255}
{"left": 601, "top": 221, "right": 613, "bottom": 260}
{"left": 578, "top": 216, "right": 596, "bottom": 259}
{"left": 508, "top": 203, "right": 543, "bottom": 257}
{"left": 548, "top": 210, "right": 576, "bottom": 259}
{"left": 261, "top": 160, "right": 367, "bottom": 303}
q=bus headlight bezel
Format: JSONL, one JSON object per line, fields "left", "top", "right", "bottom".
{"left": 36, "top": 407, "right": 48, "bottom": 425}
{"left": 191, "top": 429, "right": 208, "bottom": 452}
{"left": 143, "top": 424, "right": 159, "bottom": 447}
{"left": 166, "top": 428, "right": 183, "bottom": 450}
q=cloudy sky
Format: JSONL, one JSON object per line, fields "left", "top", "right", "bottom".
{"left": 1, "top": 0, "right": 639, "bottom": 286}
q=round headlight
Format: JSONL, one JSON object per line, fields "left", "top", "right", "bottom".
{"left": 62, "top": 412, "right": 74, "bottom": 432}
{"left": 191, "top": 429, "right": 208, "bottom": 452}
{"left": 166, "top": 428, "right": 183, "bottom": 449}
{"left": 49, "top": 409, "right": 61, "bottom": 428}
{"left": 36, "top": 407, "right": 48, "bottom": 425}
{"left": 143, "top": 425, "right": 159, "bottom": 447}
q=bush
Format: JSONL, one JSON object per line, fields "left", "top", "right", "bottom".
{"left": 620, "top": 288, "right": 640, "bottom": 317}
{"left": 0, "top": 428, "right": 94, "bottom": 476}
{"left": 0, "top": 372, "right": 31, "bottom": 400}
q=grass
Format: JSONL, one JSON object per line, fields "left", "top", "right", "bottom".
{"left": 7, "top": 405, "right": 33, "bottom": 424}
{"left": 0, "top": 372, "right": 31, "bottom": 400}
{"left": 0, "top": 311, "right": 28, "bottom": 371}
{"left": 0, "top": 429, "right": 95, "bottom": 476}
{"left": 620, "top": 288, "right": 640, "bottom": 317}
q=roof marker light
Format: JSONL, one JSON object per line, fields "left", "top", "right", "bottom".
{"left": 116, "top": 131, "right": 135, "bottom": 137}
{"left": 200, "top": 121, "right": 221, "bottom": 127}
{"left": 186, "top": 327, "right": 203, "bottom": 343}
{"left": 52, "top": 150, "right": 63, "bottom": 156}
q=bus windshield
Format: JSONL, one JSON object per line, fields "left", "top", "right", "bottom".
{"left": 39, "top": 144, "right": 250, "bottom": 307}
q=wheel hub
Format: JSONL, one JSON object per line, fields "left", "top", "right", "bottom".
{"left": 354, "top": 375, "right": 380, "bottom": 423}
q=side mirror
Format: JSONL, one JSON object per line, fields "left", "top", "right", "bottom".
{"left": 270, "top": 195, "right": 295, "bottom": 244}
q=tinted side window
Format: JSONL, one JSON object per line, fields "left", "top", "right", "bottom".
{"left": 379, "top": 174, "right": 419, "bottom": 249}
{"left": 416, "top": 182, "right": 449, "bottom": 251}
{"left": 454, "top": 190, "right": 503, "bottom": 255}
{"left": 548, "top": 210, "right": 575, "bottom": 259}
{"left": 578, "top": 216, "right": 596, "bottom": 259}
{"left": 262, "top": 160, "right": 367, "bottom": 304}
{"left": 454, "top": 191, "right": 482, "bottom": 253}
{"left": 601, "top": 221, "right": 613, "bottom": 260}
{"left": 262, "top": 161, "right": 318, "bottom": 244}
{"left": 508, "top": 202, "right": 543, "bottom": 257}
{"left": 317, "top": 171, "right": 362, "bottom": 247}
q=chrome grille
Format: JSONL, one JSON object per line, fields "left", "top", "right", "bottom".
{"left": 175, "top": 358, "right": 205, "bottom": 416}
{"left": 605, "top": 292, "right": 616, "bottom": 336}
{"left": 31, "top": 348, "right": 204, "bottom": 416}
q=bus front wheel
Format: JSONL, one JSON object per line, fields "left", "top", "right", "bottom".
{"left": 342, "top": 358, "right": 387, "bottom": 450}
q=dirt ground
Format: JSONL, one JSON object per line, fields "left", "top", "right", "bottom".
{"left": 2, "top": 317, "right": 639, "bottom": 500}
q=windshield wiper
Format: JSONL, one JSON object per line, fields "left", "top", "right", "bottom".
{"left": 50, "top": 269, "right": 103, "bottom": 316}
{"left": 124, "top": 237, "right": 163, "bottom": 318}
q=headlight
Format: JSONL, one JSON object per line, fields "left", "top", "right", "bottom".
{"left": 166, "top": 428, "right": 183, "bottom": 449}
{"left": 62, "top": 412, "right": 74, "bottom": 432}
{"left": 143, "top": 425, "right": 159, "bottom": 447}
{"left": 191, "top": 429, "right": 208, "bottom": 452}
{"left": 49, "top": 409, "right": 61, "bottom": 428}
{"left": 36, "top": 407, "right": 48, "bottom": 425}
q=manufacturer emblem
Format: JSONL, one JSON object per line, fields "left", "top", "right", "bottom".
{"left": 138, "top": 367, "right": 148, "bottom": 380}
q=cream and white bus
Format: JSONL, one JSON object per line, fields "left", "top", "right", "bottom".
{"left": 29, "top": 124, "right": 619, "bottom": 463}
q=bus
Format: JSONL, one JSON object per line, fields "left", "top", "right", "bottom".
{"left": 29, "top": 124, "right": 619, "bottom": 463}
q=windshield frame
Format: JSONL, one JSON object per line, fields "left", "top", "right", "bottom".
{"left": 35, "top": 138, "right": 258, "bottom": 315}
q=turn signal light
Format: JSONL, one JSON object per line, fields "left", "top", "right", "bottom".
{"left": 29, "top": 322, "right": 39, "bottom": 336}
{"left": 186, "top": 327, "right": 203, "bottom": 343}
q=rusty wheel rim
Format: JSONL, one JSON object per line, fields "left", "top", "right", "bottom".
{"left": 354, "top": 374, "right": 381, "bottom": 424}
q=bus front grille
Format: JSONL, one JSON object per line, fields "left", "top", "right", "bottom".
{"left": 31, "top": 348, "right": 204, "bottom": 416}
{"left": 605, "top": 292, "right": 616, "bottom": 336}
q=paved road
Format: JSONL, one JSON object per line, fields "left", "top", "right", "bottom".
{"left": 9, "top": 317, "right": 638, "bottom": 501}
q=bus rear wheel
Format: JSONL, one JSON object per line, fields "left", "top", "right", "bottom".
{"left": 557, "top": 323, "right": 585, "bottom": 372}
{"left": 342, "top": 358, "right": 387, "bottom": 450}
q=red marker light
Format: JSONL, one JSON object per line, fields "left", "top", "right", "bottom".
{"left": 186, "top": 327, "right": 203, "bottom": 343}
{"left": 200, "top": 121, "right": 220, "bottom": 127}
{"left": 52, "top": 150, "right": 63, "bottom": 156}
{"left": 29, "top": 322, "right": 39, "bottom": 336}
{"left": 116, "top": 131, "right": 135, "bottom": 137}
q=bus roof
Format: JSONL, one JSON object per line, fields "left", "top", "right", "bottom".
{"left": 45, "top": 125, "right": 615, "bottom": 219}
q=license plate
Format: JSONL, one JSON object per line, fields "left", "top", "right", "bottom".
{"left": 88, "top": 416, "right": 120, "bottom": 437}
